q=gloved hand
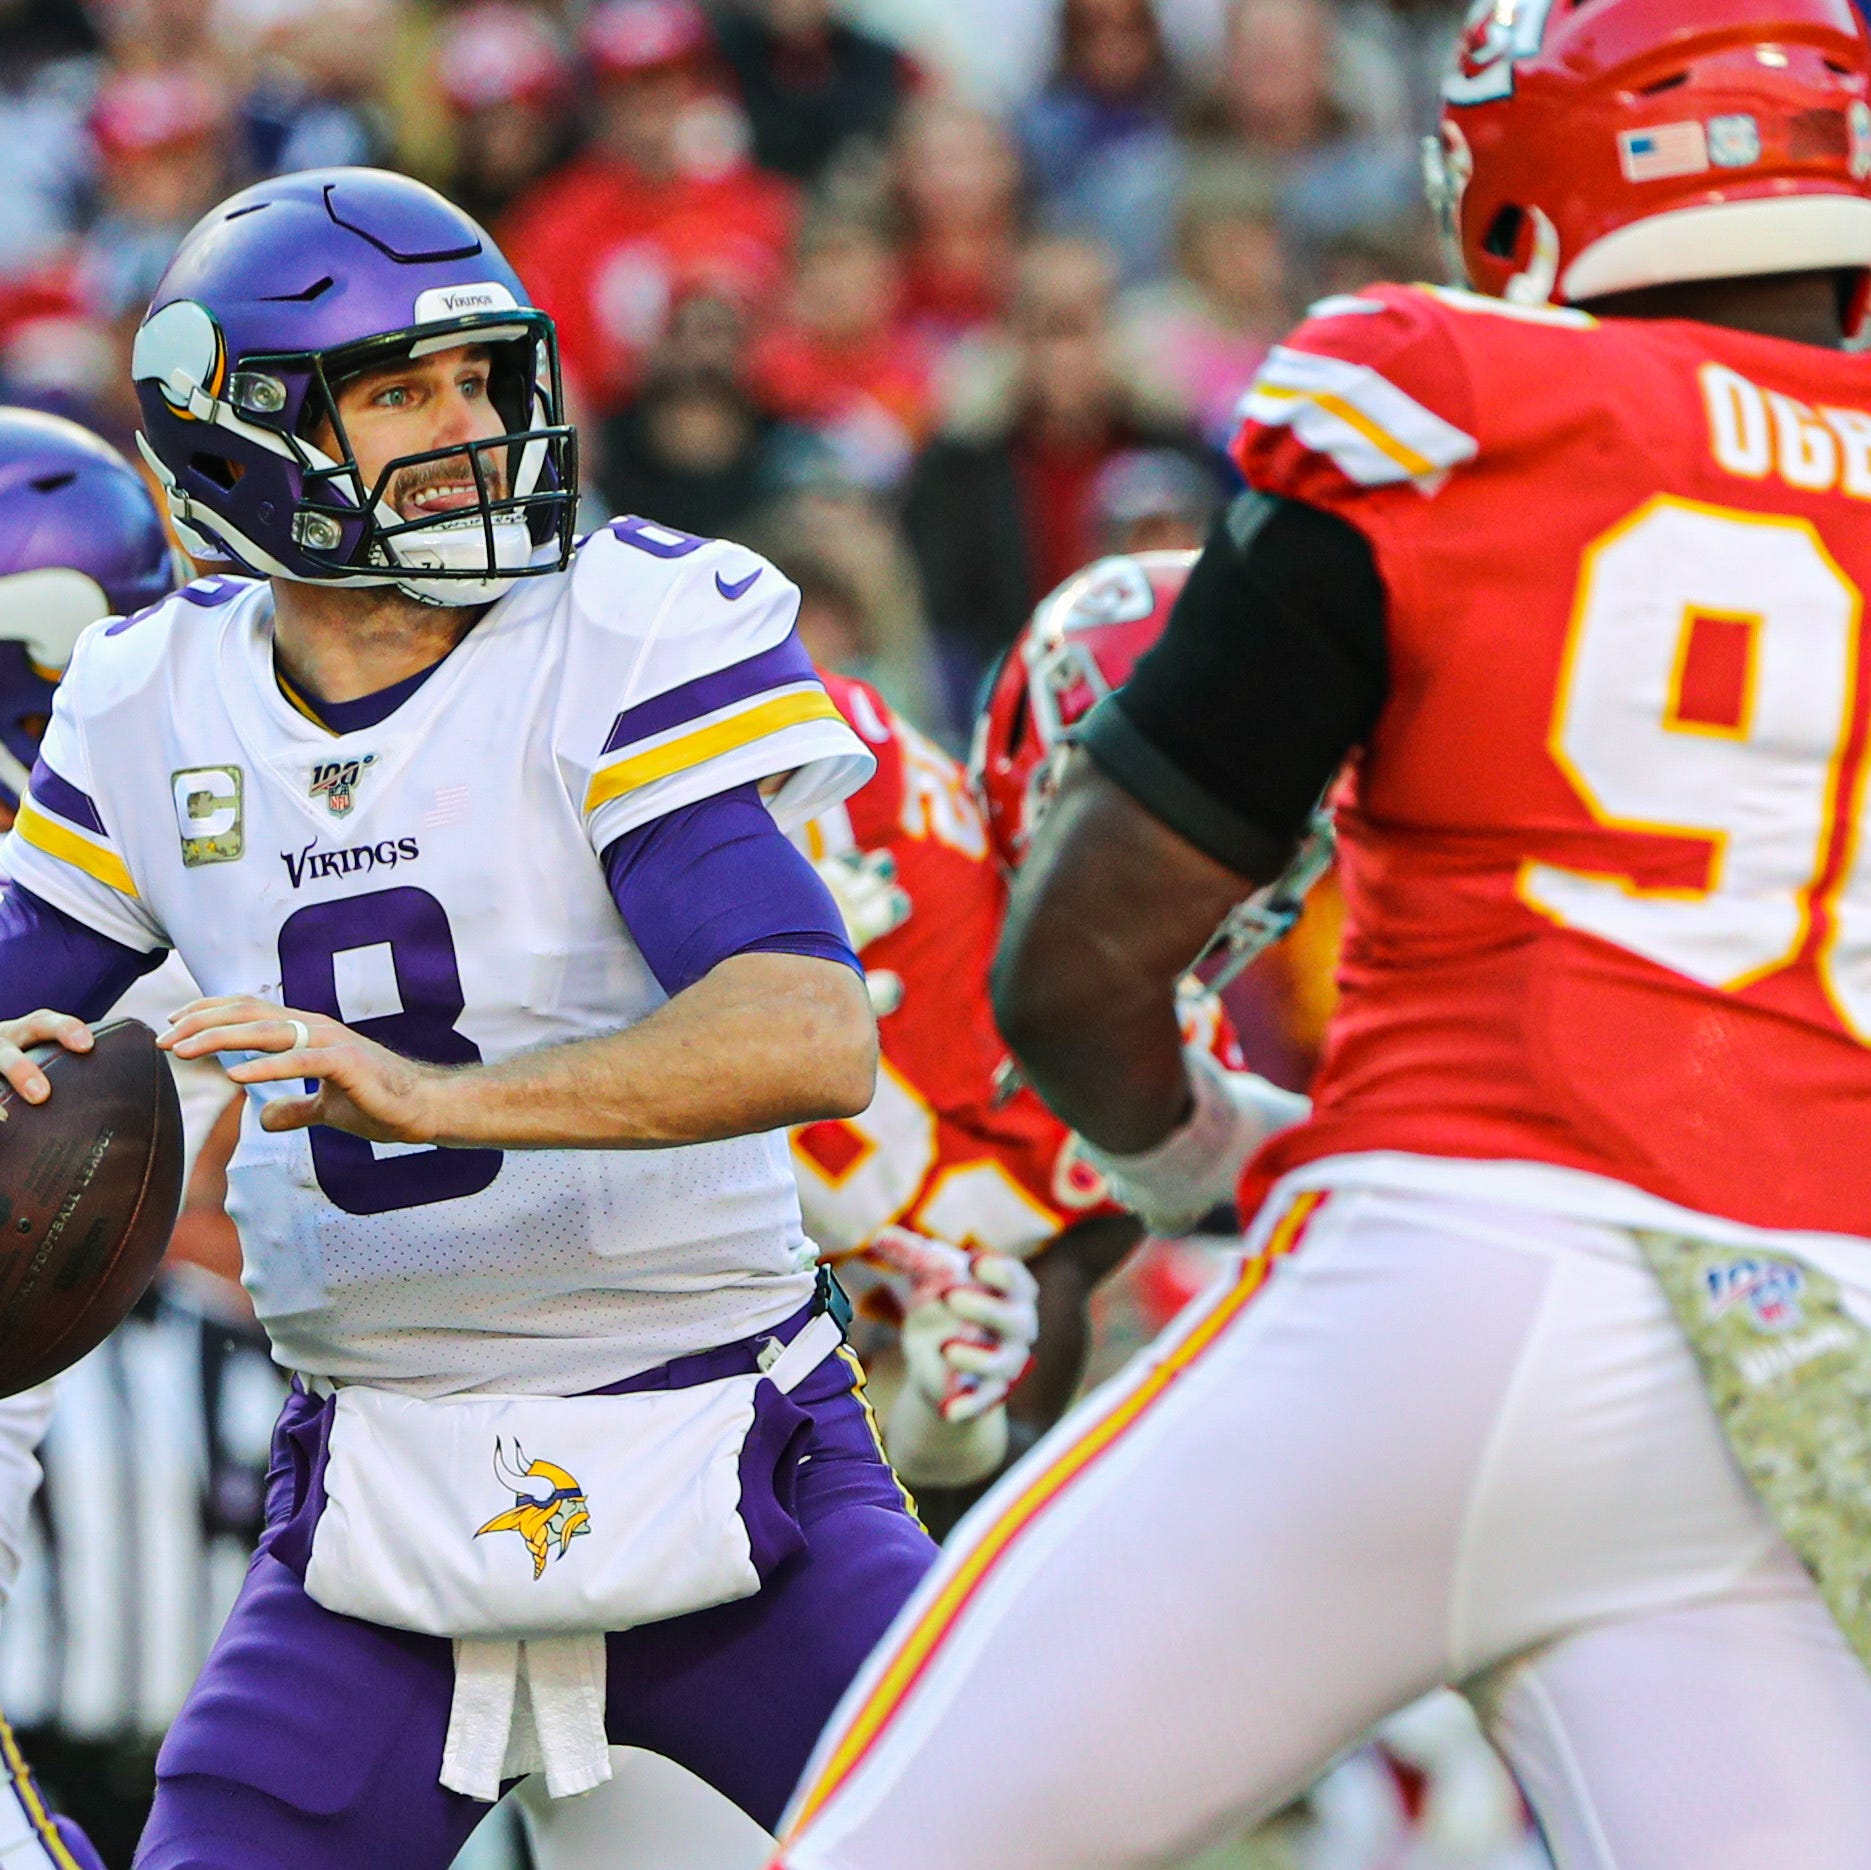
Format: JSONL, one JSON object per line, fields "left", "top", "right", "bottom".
{"left": 814, "top": 849, "right": 912, "bottom": 1018}
{"left": 813, "top": 849, "right": 911, "bottom": 953}
{"left": 864, "top": 1227, "right": 1041, "bottom": 1491}
{"left": 1079, "top": 1046, "right": 1310, "bottom": 1238}
{"left": 863, "top": 1227, "right": 1039, "bottom": 1422}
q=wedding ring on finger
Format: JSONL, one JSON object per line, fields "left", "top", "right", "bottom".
{"left": 285, "top": 1019, "right": 311, "bottom": 1054}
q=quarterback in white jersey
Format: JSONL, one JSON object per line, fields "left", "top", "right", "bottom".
{"left": 0, "top": 169, "right": 936, "bottom": 1870}
{"left": 9, "top": 532, "right": 863, "bottom": 1394}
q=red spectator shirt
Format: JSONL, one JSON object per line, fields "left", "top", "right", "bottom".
{"left": 502, "top": 152, "right": 798, "bottom": 413}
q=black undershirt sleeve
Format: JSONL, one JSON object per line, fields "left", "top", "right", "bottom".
{"left": 1077, "top": 492, "right": 1390, "bottom": 878}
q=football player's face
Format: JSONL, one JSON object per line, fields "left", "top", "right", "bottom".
{"left": 330, "top": 345, "right": 507, "bottom": 521}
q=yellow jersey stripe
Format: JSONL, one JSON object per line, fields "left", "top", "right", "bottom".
{"left": 1250, "top": 382, "right": 1438, "bottom": 480}
{"left": 784, "top": 1189, "right": 1328, "bottom": 1836}
{"left": 584, "top": 688, "right": 842, "bottom": 814}
{"left": 14, "top": 798, "right": 138, "bottom": 898}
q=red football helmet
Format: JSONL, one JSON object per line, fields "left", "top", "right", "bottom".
{"left": 1426, "top": 0, "right": 1871, "bottom": 319}
{"left": 971, "top": 551, "right": 1334, "bottom": 984}
{"left": 973, "top": 551, "right": 1193, "bottom": 874}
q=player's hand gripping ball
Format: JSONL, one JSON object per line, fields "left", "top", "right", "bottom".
{"left": 0, "top": 1014, "right": 183, "bottom": 1396}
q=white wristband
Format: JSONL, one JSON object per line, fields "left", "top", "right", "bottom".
{"left": 1081, "top": 1047, "right": 1310, "bottom": 1237}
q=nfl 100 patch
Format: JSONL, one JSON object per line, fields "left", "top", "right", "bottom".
{"left": 1706, "top": 113, "right": 1762, "bottom": 170}
{"left": 309, "top": 752, "right": 377, "bottom": 819}
{"left": 172, "top": 765, "right": 244, "bottom": 866}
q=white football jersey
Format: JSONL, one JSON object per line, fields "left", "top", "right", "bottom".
{"left": 1, "top": 521, "right": 873, "bottom": 1395}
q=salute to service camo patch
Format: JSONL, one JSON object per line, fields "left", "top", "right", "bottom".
{"left": 1638, "top": 1231, "right": 1871, "bottom": 1667}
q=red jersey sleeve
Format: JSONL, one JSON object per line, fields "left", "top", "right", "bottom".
{"left": 1231, "top": 285, "right": 1482, "bottom": 521}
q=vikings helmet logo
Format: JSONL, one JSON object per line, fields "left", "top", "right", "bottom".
{"left": 475, "top": 1438, "right": 591, "bottom": 1581}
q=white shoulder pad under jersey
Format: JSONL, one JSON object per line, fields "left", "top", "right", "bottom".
{"left": 555, "top": 519, "right": 873, "bottom": 854}
{"left": 2, "top": 576, "right": 250, "bottom": 953}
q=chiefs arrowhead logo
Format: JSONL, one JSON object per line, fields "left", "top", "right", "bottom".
{"left": 1446, "top": 0, "right": 1558, "bottom": 107}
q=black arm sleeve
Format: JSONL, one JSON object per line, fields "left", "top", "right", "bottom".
{"left": 1077, "top": 492, "right": 1389, "bottom": 877}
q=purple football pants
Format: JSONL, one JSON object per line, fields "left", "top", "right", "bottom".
{"left": 133, "top": 1317, "right": 936, "bottom": 1870}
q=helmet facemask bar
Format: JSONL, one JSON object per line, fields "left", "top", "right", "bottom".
{"left": 1019, "top": 630, "right": 1117, "bottom": 858}
{"left": 1194, "top": 807, "right": 1338, "bottom": 991}
{"left": 287, "top": 316, "right": 578, "bottom": 601}
{"left": 1022, "top": 626, "right": 1338, "bottom": 986}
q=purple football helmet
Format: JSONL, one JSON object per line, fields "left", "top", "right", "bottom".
{"left": 0, "top": 407, "right": 178, "bottom": 811}
{"left": 130, "top": 167, "right": 577, "bottom": 607}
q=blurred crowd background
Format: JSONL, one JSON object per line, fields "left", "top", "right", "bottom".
{"left": 0, "top": 0, "right": 1458, "bottom": 745}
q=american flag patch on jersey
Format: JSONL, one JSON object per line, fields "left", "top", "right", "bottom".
{"left": 1618, "top": 121, "right": 1709, "bottom": 183}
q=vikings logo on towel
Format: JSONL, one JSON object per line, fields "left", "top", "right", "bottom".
{"left": 476, "top": 1439, "right": 591, "bottom": 1580}
{"left": 1704, "top": 1257, "right": 1807, "bottom": 1335}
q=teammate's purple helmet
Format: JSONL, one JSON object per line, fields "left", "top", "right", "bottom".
{"left": 130, "top": 167, "right": 577, "bottom": 606}
{"left": 0, "top": 407, "right": 178, "bottom": 811}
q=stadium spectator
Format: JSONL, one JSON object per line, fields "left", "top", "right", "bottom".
{"left": 1, "top": 67, "right": 235, "bottom": 443}
{"left": 231, "top": 0, "right": 391, "bottom": 176}
{"left": 1088, "top": 445, "right": 1223, "bottom": 554}
{"left": 1018, "top": 0, "right": 1185, "bottom": 283}
{"left": 743, "top": 467, "right": 946, "bottom": 733}
{"left": 596, "top": 271, "right": 803, "bottom": 540}
{"left": 903, "top": 234, "right": 1215, "bottom": 721}
{"left": 502, "top": 0, "right": 797, "bottom": 414}
{"left": 0, "top": 0, "right": 99, "bottom": 277}
{"left": 0, "top": 0, "right": 97, "bottom": 72}
{"left": 1116, "top": 155, "right": 1289, "bottom": 441}
{"left": 893, "top": 96, "right": 1025, "bottom": 360}
{"left": 433, "top": 2, "right": 575, "bottom": 230}
{"left": 712, "top": 0, "right": 917, "bottom": 185}
{"left": 750, "top": 205, "right": 935, "bottom": 488}
{"left": 1199, "top": 0, "right": 1420, "bottom": 251}
{"left": 97, "top": 0, "right": 220, "bottom": 75}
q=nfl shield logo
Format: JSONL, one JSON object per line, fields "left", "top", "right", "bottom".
{"left": 309, "top": 753, "right": 376, "bottom": 818}
{"left": 1704, "top": 1258, "right": 1805, "bottom": 1334}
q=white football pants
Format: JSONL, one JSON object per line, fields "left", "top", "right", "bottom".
{"left": 776, "top": 1180, "right": 1871, "bottom": 1870}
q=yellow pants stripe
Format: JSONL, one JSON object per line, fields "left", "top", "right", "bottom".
{"left": 0, "top": 1713, "right": 81, "bottom": 1870}
{"left": 784, "top": 1188, "right": 1329, "bottom": 1837}
{"left": 837, "top": 1344, "right": 922, "bottom": 1523}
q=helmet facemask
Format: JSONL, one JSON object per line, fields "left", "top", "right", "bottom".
{"left": 134, "top": 302, "right": 578, "bottom": 605}
{"left": 288, "top": 320, "right": 575, "bottom": 606}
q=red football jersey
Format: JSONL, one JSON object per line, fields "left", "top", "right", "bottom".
{"left": 1235, "top": 284, "right": 1871, "bottom": 1239}
{"left": 792, "top": 674, "right": 1109, "bottom": 1262}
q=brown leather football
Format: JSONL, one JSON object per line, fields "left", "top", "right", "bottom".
{"left": 0, "top": 1019, "right": 184, "bottom": 1396}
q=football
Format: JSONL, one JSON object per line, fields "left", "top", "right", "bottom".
{"left": 0, "top": 1019, "right": 184, "bottom": 1397}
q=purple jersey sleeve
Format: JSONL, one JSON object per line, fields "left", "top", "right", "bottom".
{"left": 602, "top": 784, "right": 859, "bottom": 999}
{"left": 0, "top": 882, "right": 166, "bottom": 1023}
